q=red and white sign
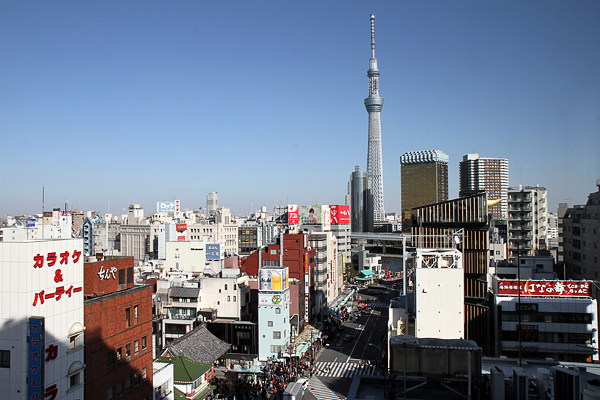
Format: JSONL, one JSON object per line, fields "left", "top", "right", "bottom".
{"left": 330, "top": 205, "right": 350, "bottom": 224}
{"left": 497, "top": 280, "right": 590, "bottom": 297}
{"left": 174, "top": 199, "right": 181, "bottom": 219}
{"left": 31, "top": 247, "right": 83, "bottom": 306}
{"left": 176, "top": 224, "right": 187, "bottom": 232}
{"left": 177, "top": 236, "right": 186, "bottom": 241}
{"left": 288, "top": 204, "right": 299, "bottom": 225}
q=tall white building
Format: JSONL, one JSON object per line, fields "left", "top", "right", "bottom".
{"left": 507, "top": 185, "right": 548, "bottom": 262}
{"left": 207, "top": 192, "right": 218, "bottom": 217}
{"left": 364, "top": 14, "right": 385, "bottom": 225}
{"left": 257, "top": 267, "right": 290, "bottom": 361}
{"left": 0, "top": 238, "right": 85, "bottom": 400}
{"left": 459, "top": 153, "right": 509, "bottom": 220}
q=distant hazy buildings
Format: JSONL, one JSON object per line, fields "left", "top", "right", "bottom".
{"left": 348, "top": 165, "right": 373, "bottom": 233}
{"left": 400, "top": 149, "right": 449, "bottom": 231}
{"left": 459, "top": 154, "right": 509, "bottom": 220}
{"left": 207, "top": 192, "right": 218, "bottom": 217}
{"left": 561, "top": 180, "right": 600, "bottom": 280}
{"left": 364, "top": 14, "right": 385, "bottom": 224}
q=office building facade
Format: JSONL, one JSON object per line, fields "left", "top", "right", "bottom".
{"left": 412, "top": 192, "right": 493, "bottom": 355}
{"left": 459, "top": 154, "right": 509, "bottom": 220}
{"left": 348, "top": 165, "right": 373, "bottom": 233}
{"left": 400, "top": 149, "right": 449, "bottom": 231}
{"left": 561, "top": 181, "right": 600, "bottom": 280}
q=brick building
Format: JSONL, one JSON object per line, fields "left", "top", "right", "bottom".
{"left": 84, "top": 256, "right": 153, "bottom": 400}
{"left": 242, "top": 233, "right": 315, "bottom": 325}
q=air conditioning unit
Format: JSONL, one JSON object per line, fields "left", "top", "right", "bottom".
{"left": 513, "top": 367, "right": 529, "bottom": 400}
{"left": 552, "top": 366, "right": 580, "bottom": 400}
{"left": 536, "top": 368, "right": 553, "bottom": 400}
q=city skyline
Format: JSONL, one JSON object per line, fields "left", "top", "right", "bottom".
{"left": 1, "top": 1, "right": 599, "bottom": 217}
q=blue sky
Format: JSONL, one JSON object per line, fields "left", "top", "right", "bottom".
{"left": 1, "top": 1, "right": 599, "bottom": 217}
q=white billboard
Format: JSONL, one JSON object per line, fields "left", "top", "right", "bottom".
{"left": 258, "top": 267, "right": 289, "bottom": 292}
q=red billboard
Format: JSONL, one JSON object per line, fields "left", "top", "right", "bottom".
{"left": 176, "top": 224, "right": 187, "bottom": 231}
{"left": 497, "top": 280, "right": 590, "bottom": 297}
{"left": 288, "top": 204, "right": 299, "bottom": 225}
{"left": 330, "top": 205, "right": 350, "bottom": 224}
{"left": 177, "top": 236, "right": 186, "bottom": 241}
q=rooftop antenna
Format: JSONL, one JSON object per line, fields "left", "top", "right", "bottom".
{"left": 370, "top": 14, "right": 376, "bottom": 59}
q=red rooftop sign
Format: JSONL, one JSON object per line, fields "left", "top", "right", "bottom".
{"left": 497, "top": 280, "right": 590, "bottom": 297}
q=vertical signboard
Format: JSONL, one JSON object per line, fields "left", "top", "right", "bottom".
{"left": 29, "top": 317, "right": 45, "bottom": 400}
{"left": 288, "top": 204, "right": 299, "bottom": 225}
{"left": 174, "top": 199, "right": 181, "bottom": 219}
{"left": 322, "top": 205, "right": 331, "bottom": 231}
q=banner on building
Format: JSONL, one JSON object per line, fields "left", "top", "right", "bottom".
{"left": 330, "top": 205, "right": 350, "bottom": 224}
{"left": 206, "top": 244, "right": 222, "bottom": 261}
{"left": 288, "top": 205, "right": 299, "bottom": 225}
{"left": 300, "top": 205, "right": 331, "bottom": 228}
{"left": 28, "top": 317, "right": 45, "bottom": 400}
{"left": 259, "top": 267, "right": 289, "bottom": 291}
{"left": 497, "top": 280, "right": 590, "bottom": 297}
{"left": 259, "top": 292, "right": 286, "bottom": 306}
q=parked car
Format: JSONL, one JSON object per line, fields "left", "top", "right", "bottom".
{"left": 343, "top": 334, "right": 354, "bottom": 342}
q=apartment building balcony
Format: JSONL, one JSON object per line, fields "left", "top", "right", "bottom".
{"left": 509, "top": 233, "right": 532, "bottom": 240}
{"left": 509, "top": 223, "right": 532, "bottom": 231}
{"left": 508, "top": 241, "right": 533, "bottom": 251}
{"left": 509, "top": 205, "right": 532, "bottom": 212}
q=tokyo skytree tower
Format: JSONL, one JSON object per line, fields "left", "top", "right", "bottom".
{"left": 364, "top": 14, "right": 385, "bottom": 223}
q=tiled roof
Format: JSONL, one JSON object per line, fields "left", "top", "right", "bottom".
{"left": 165, "top": 323, "right": 230, "bottom": 364}
{"left": 169, "top": 286, "right": 200, "bottom": 299}
{"left": 157, "top": 356, "right": 211, "bottom": 382}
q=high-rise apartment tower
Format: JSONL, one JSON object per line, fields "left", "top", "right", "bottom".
{"left": 459, "top": 153, "right": 509, "bottom": 220}
{"left": 365, "top": 14, "right": 385, "bottom": 225}
{"left": 400, "top": 149, "right": 449, "bottom": 231}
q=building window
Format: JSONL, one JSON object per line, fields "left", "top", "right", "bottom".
{"left": 68, "top": 322, "right": 84, "bottom": 351}
{"left": 228, "top": 296, "right": 231, "bottom": 302}
{"left": 126, "top": 344, "right": 131, "bottom": 359}
{"left": 225, "top": 284, "right": 228, "bottom": 290}
{"left": 275, "top": 308, "right": 281, "bottom": 314}
{"left": 268, "top": 321, "right": 273, "bottom": 327}
{"left": 142, "top": 367, "right": 147, "bottom": 380}
{"left": 134, "top": 340, "right": 139, "bottom": 355}
{"left": 234, "top": 284, "right": 237, "bottom": 290}
{"left": 107, "top": 351, "right": 114, "bottom": 367}
{"left": 0, "top": 350, "right": 9, "bottom": 368}
{"left": 142, "top": 336, "right": 147, "bottom": 352}
{"left": 134, "top": 305, "right": 138, "bottom": 324}
{"left": 273, "top": 331, "right": 281, "bottom": 339}
{"left": 134, "top": 372, "right": 140, "bottom": 386}
{"left": 125, "top": 376, "right": 131, "bottom": 392}
{"left": 116, "top": 347, "right": 122, "bottom": 361}
{"left": 126, "top": 308, "right": 131, "bottom": 327}
{"left": 127, "top": 267, "right": 133, "bottom": 283}
{"left": 67, "top": 361, "right": 84, "bottom": 392}
{"left": 119, "top": 269, "right": 125, "bottom": 284}
{"left": 116, "top": 381, "right": 123, "bottom": 395}
{"left": 234, "top": 296, "right": 237, "bottom": 302}
{"left": 108, "top": 386, "right": 114, "bottom": 400}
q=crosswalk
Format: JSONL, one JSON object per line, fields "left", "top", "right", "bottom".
{"left": 314, "top": 361, "right": 377, "bottom": 378}
{"left": 306, "top": 376, "right": 343, "bottom": 400}
{"left": 358, "top": 302, "right": 388, "bottom": 309}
